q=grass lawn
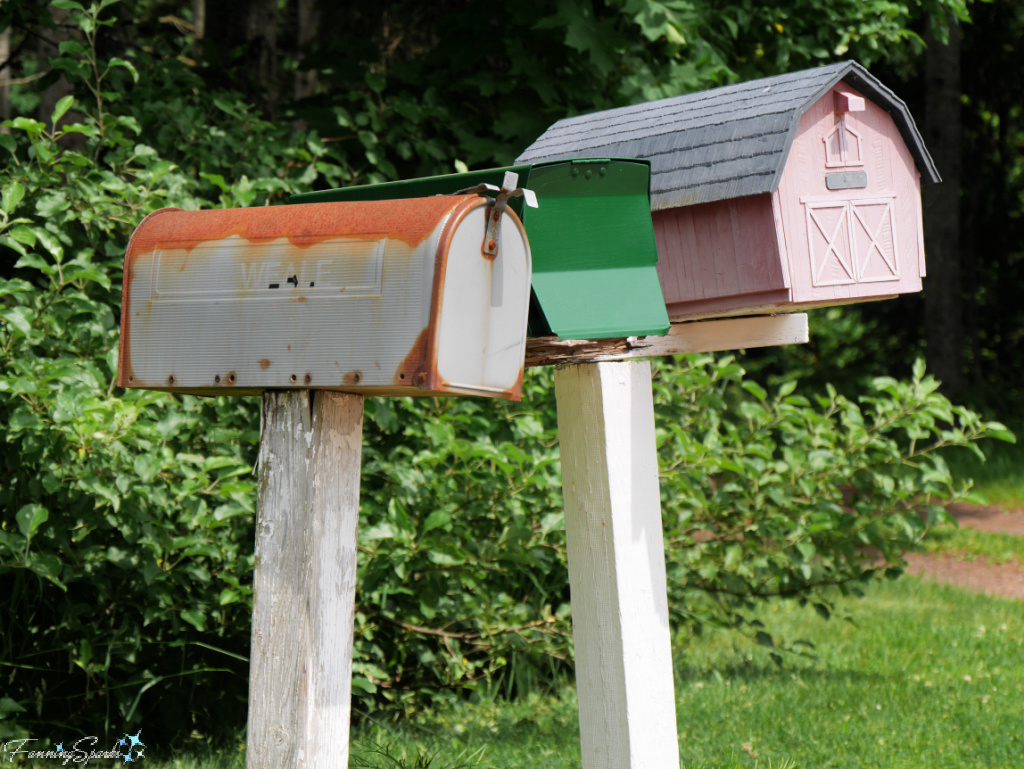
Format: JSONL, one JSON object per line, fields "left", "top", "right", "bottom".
{"left": 926, "top": 525, "right": 1024, "bottom": 564}
{"left": 361, "top": 577, "right": 1023, "bottom": 769}
{"left": 670, "top": 576, "right": 1023, "bottom": 768}
{"left": 11, "top": 576, "right": 1021, "bottom": 769}
{"left": 82, "top": 573, "right": 1020, "bottom": 769}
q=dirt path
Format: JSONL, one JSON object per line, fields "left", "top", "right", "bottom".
{"left": 905, "top": 503, "right": 1024, "bottom": 600}
{"left": 945, "top": 501, "right": 1024, "bottom": 535}
{"left": 904, "top": 552, "right": 1024, "bottom": 600}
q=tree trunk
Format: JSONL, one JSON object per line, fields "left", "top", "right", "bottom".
{"left": 922, "top": 21, "right": 964, "bottom": 396}
{"left": 0, "top": 28, "right": 10, "bottom": 129}
{"left": 191, "top": 0, "right": 205, "bottom": 58}
{"left": 37, "top": 7, "right": 74, "bottom": 129}
{"left": 246, "top": 0, "right": 279, "bottom": 109}
{"left": 204, "top": 0, "right": 280, "bottom": 112}
{"left": 294, "top": 0, "right": 319, "bottom": 101}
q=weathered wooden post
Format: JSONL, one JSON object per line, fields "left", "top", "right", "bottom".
{"left": 247, "top": 390, "right": 363, "bottom": 767}
{"left": 118, "top": 189, "right": 535, "bottom": 767}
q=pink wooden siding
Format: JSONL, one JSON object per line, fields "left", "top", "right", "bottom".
{"left": 653, "top": 195, "right": 785, "bottom": 309}
{"left": 775, "top": 83, "right": 923, "bottom": 305}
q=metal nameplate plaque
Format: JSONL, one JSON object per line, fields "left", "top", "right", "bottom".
{"left": 825, "top": 171, "right": 868, "bottom": 191}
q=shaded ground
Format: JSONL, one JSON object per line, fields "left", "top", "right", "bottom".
{"left": 945, "top": 501, "right": 1024, "bottom": 535}
{"left": 904, "top": 552, "right": 1024, "bottom": 600}
{"left": 906, "top": 503, "right": 1024, "bottom": 600}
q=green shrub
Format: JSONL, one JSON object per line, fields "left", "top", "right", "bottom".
{"left": 0, "top": 1, "right": 321, "bottom": 743}
{"left": 653, "top": 355, "right": 1011, "bottom": 652}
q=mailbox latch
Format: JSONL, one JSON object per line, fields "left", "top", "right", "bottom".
{"left": 453, "top": 171, "right": 537, "bottom": 258}
{"left": 481, "top": 172, "right": 538, "bottom": 258}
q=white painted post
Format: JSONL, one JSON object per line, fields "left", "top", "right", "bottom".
{"left": 247, "top": 390, "right": 364, "bottom": 769}
{"left": 554, "top": 361, "right": 680, "bottom": 769}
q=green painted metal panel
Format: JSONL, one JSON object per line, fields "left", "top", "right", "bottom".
{"left": 291, "top": 159, "right": 669, "bottom": 339}
{"left": 521, "top": 160, "right": 667, "bottom": 338}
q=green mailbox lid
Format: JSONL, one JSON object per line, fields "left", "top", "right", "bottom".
{"left": 291, "top": 159, "right": 670, "bottom": 340}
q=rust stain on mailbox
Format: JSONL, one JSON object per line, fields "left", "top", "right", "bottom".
{"left": 118, "top": 196, "right": 532, "bottom": 400}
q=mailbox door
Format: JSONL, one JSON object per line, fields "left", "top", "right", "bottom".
{"left": 430, "top": 205, "right": 531, "bottom": 399}
{"left": 519, "top": 160, "right": 668, "bottom": 339}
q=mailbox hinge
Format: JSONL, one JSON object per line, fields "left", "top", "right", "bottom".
{"left": 480, "top": 172, "right": 538, "bottom": 258}
{"left": 453, "top": 172, "right": 537, "bottom": 257}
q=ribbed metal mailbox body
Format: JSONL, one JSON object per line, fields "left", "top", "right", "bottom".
{"left": 118, "top": 195, "right": 532, "bottom": 400}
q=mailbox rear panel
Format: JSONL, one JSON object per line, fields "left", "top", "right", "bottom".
{"left": 119, "top": 197, "right": 531, "bottom": 400}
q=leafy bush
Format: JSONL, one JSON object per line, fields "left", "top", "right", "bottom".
{"left": 0, "top": 1, "right": 321, "bottom": 743}
{"left": 653, "top": 355, "right": 1009, "bottom": 653}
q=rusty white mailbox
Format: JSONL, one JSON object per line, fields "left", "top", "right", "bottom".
{"left": 517, "top": 60, "right": 939, "bottom": 319}
{"left": 118, "top": 194, "right": 532, "bottom": 399}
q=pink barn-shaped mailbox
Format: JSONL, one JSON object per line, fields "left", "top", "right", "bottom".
{"left": 517, "top": 61, "right": 939, "bottom": 319}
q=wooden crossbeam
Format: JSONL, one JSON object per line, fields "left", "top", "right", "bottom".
{"left": 525, "top": 313, "right": 809, "bottom": 367}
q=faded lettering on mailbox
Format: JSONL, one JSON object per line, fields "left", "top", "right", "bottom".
{"left": 152, "top": 237, "right": 386, "bottom": 301}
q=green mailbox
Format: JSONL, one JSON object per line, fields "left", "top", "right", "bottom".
{"left": 291, "top": 159, "right": 670, "bottom": 340}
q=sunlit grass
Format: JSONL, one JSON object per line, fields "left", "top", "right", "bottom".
{"left": 13, "top": 580, "right": 1021, "bottom": 769}
{"left": 347, "top": 577, "right": 1024, "bottom": 768}
{"left": 925, "top": 524, "right": 1024, "bottom": 564}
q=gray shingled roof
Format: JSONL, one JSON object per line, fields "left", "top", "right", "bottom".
{"left": 516, "top": 61, "right": 939, "bottom": 211}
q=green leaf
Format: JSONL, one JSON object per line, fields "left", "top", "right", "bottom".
{"left": 200, "top": 172, "right": 229, "bottom": 192}
{"left": 0, "top": 697, "right": 26, "bottom": 716}
{"left": 1, "top": 307, "right": 34, "bottom": 337}
{"left": 13, "top": 253, "right": 53, "bottom": 275}
{"left": 9, "top": 225, "right": 36, "bottom": 246}
{"left": 422, "top": 509, "right": 452, "bottom": 535}
{"left": 16, "top": 504, "right": 49, "bottom": 539}
{"left": 9, "top": 116, "right": 45, "bottom": 134}
{"left": 107, "top": 57, "right": 140, "bottom": 83}
{"left": 1, "top": 181, "right": 24, "bottom": 213}
{"left": 351, "top": 676, "right": 377, "bottom": 694}
{"left": 58, "top": 39, "right": 89, "bottom": 57}
{"left": 742, "top": 381, "right": 768, "bottom": 401}
{"left": 36, "top": 192, "right": 70, "bottom": 218}
{"left": 33, "top": 229, "right": 64, "bottom": 261}
{"left": 64, "top": 264, "right": 111, "bottom": 288}
{"left": 180, "top": 609, "right": 207, "bottom": 632}
{"left": 0, "top": 134, "right": 15, "bottom": 155}
{"left": 983, "top": 422, "right": 1016, "bottom": 443}
{"left": 50, "top": 0, "right": 85, "bottom": 9}
{"left": 51, "top": 94, "right": 75, "bottom": 126}
{"left": 912, "top": 357, "right": 926, "bottom": 381}
{"left": 777, "top": 380, "right": 798, "bottom": 398}
{"left": 0, "top": 235, "right": 27, "bottom": 258}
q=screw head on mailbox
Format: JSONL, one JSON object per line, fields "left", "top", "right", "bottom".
{"left": 118, "top": 194, "right": 532, "bottom": 400}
